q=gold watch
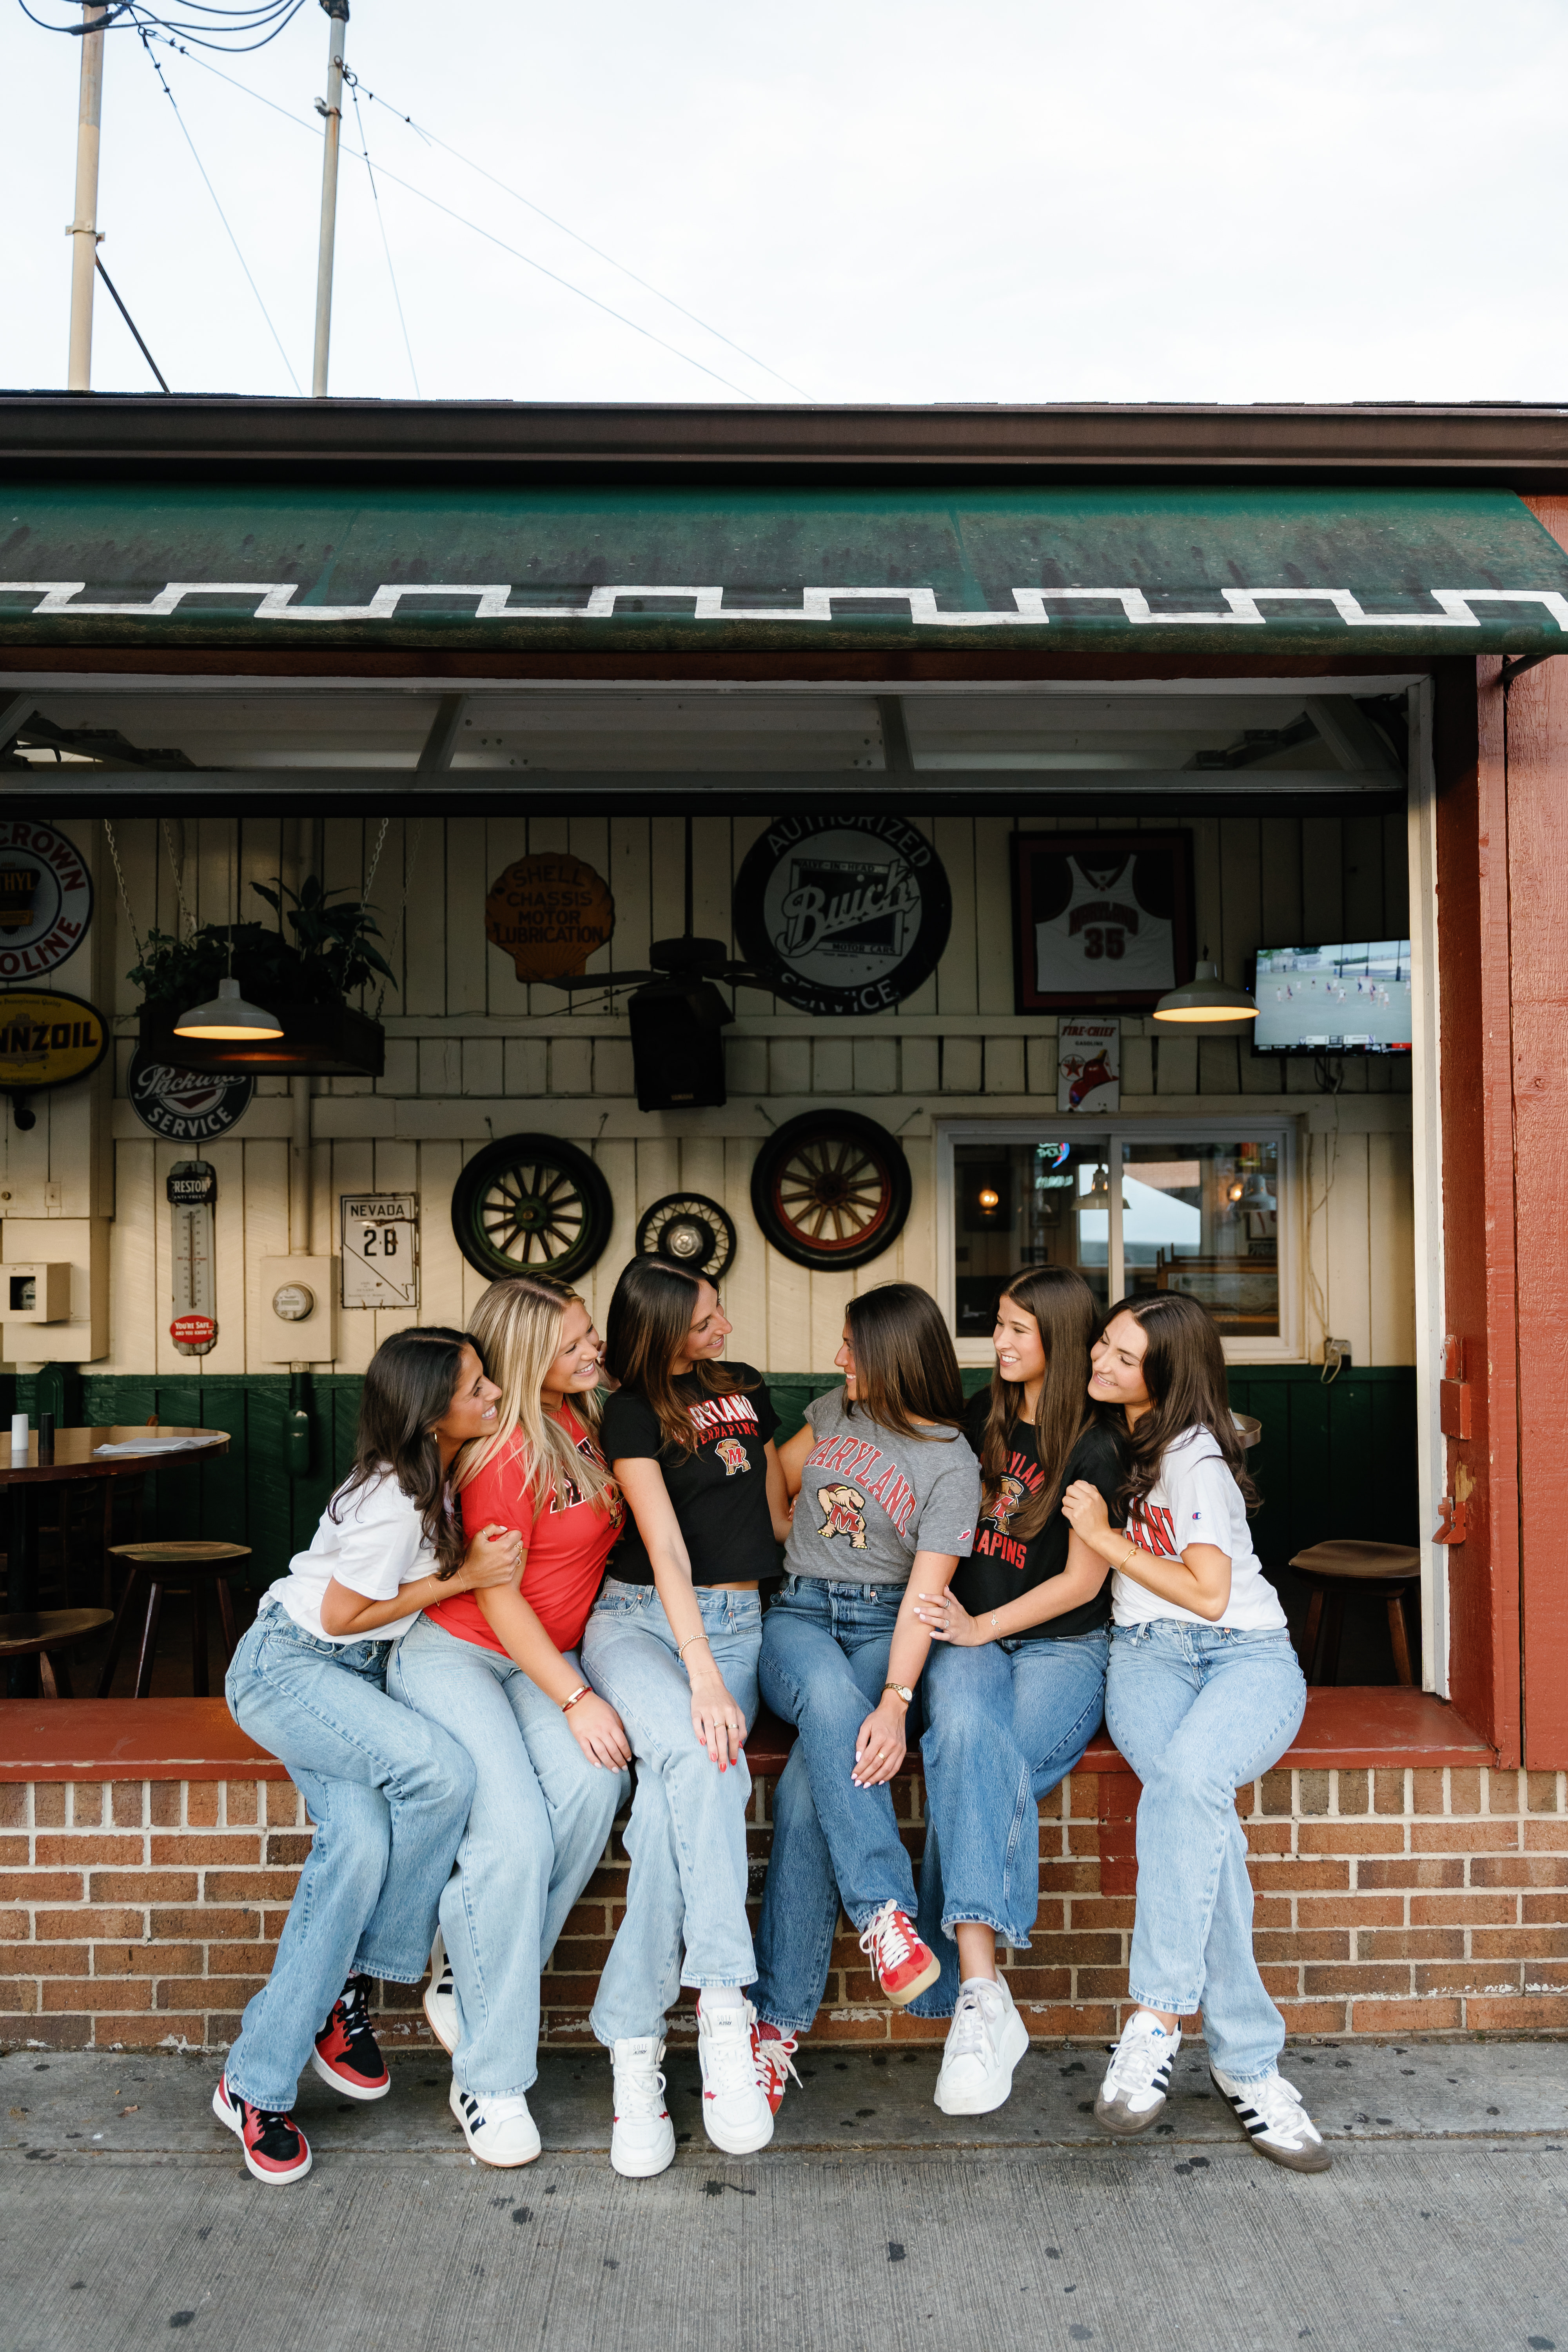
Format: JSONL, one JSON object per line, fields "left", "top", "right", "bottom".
{"left": 882, "top": 1681, "right": 914, "bottom": 1706}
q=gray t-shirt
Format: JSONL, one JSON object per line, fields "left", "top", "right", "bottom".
{"left": 784, "top": 1386, "right": 980, "bottom": 1588}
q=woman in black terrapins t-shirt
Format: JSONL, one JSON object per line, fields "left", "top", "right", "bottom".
{"left": 907, "top": 1264, "right": 1121, "bottom": 2116}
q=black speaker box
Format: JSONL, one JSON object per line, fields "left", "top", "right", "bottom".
{"left": 628, "top": 978, "right": 730, "bottom": 1111}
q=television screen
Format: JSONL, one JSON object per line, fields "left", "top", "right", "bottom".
{"left": 1250, "top": 941, "right": 1412, "bottom": 1055}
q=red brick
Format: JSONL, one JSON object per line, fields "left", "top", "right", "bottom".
{"left": 69, "top": 1784, "right": 107, "bottom": 1829}
{"left": 1348, "top": 1995, "right": 1465, "bottom": 2032}
{"left": 1414, "top": 1963, "right": 1522, "bottom": 1994}
{"left": 1299, "top": 1894, "right": 1405, "bottom": 1928}
{"left": 198, "top": 1872, "right": 301, "bottom": 1902}
{"left": 1302, "top": 1964, "right": 1412, "bottom": 1995}
{"left": 33, "top": 1787, "right": 65, "bottom": 1828}
{"left": 1412, "top": 1823, "right": 1519, "bottom": 1855}
{"left": 149, "top": 1784, "right": 181, "bottom": 1828}
{"left": 110, "top": 1785, "right": 145, "bottom": 1828}
{"left": 1076, "top": 1969, "right": 1136, "bottom": 1999}
{"left": 882, "top": 2011, "right": 946, "bottom": 2041}
{"left": 1250, "top": 1897, "right": 1294, "bottom": 1929}
{"left": 185, "top": 1787, "right": 220, "bottom": 1829}
{"left": 1520, "top": 1963, "right": 1568, "bottom": 1989}
{"left": 24, "top": 1944, "right": 94, "bottom": 1978}
{"left": 0, "top": 1871, "right": 84, "bottom": 1902}
{"left": 550, "top": 1938, "right": 613, "bottom": 1971}
{"left": 0, "top": 1787, "right": 27, "bottom": 1829}
{"left": 0, "top": 1909, "right": 27, "bottom": 1940}
{"left": 263, "top": 1835, "right": 312, "bottom": 1867}
{"left": 224, "top": 1782, "right": 259, "bottom": 1827}
{"left": 1412, "top": 1769, "right": 1447, "bottom": 1815}
{"left": 1471, "top": 1927, "right": 1568, "bottom": 1960}
{"left": 1274, "top": 2002, "right": 1353, "bottom": 2035}
{"left": 1522, "top": 1893, "right": 1568, "bottom": 1926}
{"left": 0, "top": 1838, "right": 27, "bottom": 1868}
{"left": 1058, "top": 1895, "right": 1135, "bottom": 1929}
{"left": 34, "top": 1837, "right": 146, "bottom": 1868}
{"left": 148, "top": 1906, "right": 260, "bottom": 1939}
{"left": 265, "top": 1782, "right": 301, "bottom": 1826}
{"left": 1243, "top": 1824, "right": 1294, "bottom": 1855}
{"left": 1466, "top": 1993, "right": 1568, "bottom": 2031}
{"left": 1038, "top": 1862, "right": 1098, "bottom": 1894}
{"left": 156, "top": 1976, "right": 263, "bottom": 2010}
{"left": 41, "top": 1978, "right": 152, "bottom": 2012}
{"left": 1260, "top": 1770, "right": 1292, "bottom": 1816}
{"left": 1373, "top": 1770, "right": 1408, "bottom": 1814}
{"left": 150, "top": 1836, "right": 263, "bottom": 1867}
{"left": 1470, "top": 1856, "right": 1568, "bottom": 1888}
{"left": 1253, "top": 1860, "right": 1350, "bottom": 1891}
{"left": 1412, "top": 1894, "right": 1518, "bottom": 1926}
{"left": 1258, "top": 1965, "right": 1301, "bottom": 1998}
{"left": 34, "top": 1906, "right": 146, "bottom": 1939}
{"left": 1357, "top": 1858, "right": 1463, "bottom": 1890}
{"left": 1254, "top": 1933, "right": 1350, "bottom": 1962}
{"left": 1358, "top": 1929, "right": 1464, "bottom": 1960}
{"left": 1336, "top": 1770, "right": 1369, "bottom": 1815}
{"left": 88, "top": 1873, "right": 198, "bottom": 1902}
{"left": 1296, "top": 1770, "right": 1331, "bottom": 1817}
{"left": 0, "top": 2011, "right": 89, "bottom": 2047}
{"left": 1526, "top": 1772, "right": 1561, "bottom": 1815}
{"left": 1448, "top": 1769, "right": 1482, "bottom": 1815}
{"left": 96, "top": 1942, "right": 203, "bottom": 1977}
{"left": 98, "top": 2013, "right": 208, "bottom": 2047}
{"left": 0, "top": 1978, "right": 38, "bottom": 2011}
{"left": 1299, "top": 1824, "right": 1406, "bottom": 1855}
{"left": 207, "top": 1944, "right": 277, "bottom": 1975}
{"left": 1523, "top": 1822, "right": 1568, "bottom": 1851}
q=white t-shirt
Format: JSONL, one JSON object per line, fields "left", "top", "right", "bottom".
{"left": 261, "top": 1468, "right": 436, "bottom": 1643}
{"left": 1111, "top": 1426, "right": 1286, "bottom": 1633}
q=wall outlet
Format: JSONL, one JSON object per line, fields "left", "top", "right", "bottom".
{"left": 1324, "top": 1337, "right": 1354, "bottom": 1374}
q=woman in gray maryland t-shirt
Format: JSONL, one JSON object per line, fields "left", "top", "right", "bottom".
{"left": 748, "top": 1283, "right": 980, "bottom": 2109}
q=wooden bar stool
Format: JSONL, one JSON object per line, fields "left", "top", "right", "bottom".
{"left": 0, "top": 1608, "right": 113, "bottom": 1697}
{"left": 1288, "top": 1540, "right": 1422, "bottom": 1686}
{"left": 98, "top": 1541, "right": 250, "bottom": 1699}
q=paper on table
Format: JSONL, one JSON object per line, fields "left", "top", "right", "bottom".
{"left": 92, "top": 1436, "right": 223, "bottom": 1456}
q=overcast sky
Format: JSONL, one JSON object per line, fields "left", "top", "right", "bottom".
{"left": 4, "top": 0, "right": 1566, "bottom": 408}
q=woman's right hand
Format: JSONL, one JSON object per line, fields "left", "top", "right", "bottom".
{"left": 689, "top": 1666, "right": 747, "bottom": 1771}
{"left": 458, "top": 1521, "right": 523, "bottom": 1592}
{"left": 566, "top": 1691, "right": 632, "bottom": 1773}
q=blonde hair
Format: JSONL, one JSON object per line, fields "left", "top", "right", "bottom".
{"left": 461, "top": 1274, "right": 616, "bottom": 1515}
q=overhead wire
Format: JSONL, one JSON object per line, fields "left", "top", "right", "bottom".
{"left": 18, "top": 0, "right": 306, "bottom": 53}
{"left": 345, "top": 69, "right": 419, "bottom": 397}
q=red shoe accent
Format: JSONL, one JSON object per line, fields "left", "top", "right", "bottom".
{"left": 311, "top": 1973, "right": 391, "bottom": 2101}
{"left": 754, "top": 2022, "right": 801, "bottom": 2116}
{"left": 212, "top": 2074, "right": 312, "bottom": 2184}
{"left": 858, "top": 1902, "right": 941, "bottom": 2005}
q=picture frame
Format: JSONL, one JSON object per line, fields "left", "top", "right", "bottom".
{"left": 1011, "top": 831, "right": 1196, "bottom": 1011}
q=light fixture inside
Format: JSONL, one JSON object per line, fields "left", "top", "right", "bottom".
{"left": 174, "top": 974, "right": 284, "bottom": 1040}
{"left": 977, "top": 1186, "right": 1000, "bottom": 1211}
{"left": 1152, "top": 960, "right": 1259, "bottom": 1025}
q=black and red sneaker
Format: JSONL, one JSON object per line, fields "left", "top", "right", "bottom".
{"left": 311, "top": 1973, "right": 391, "bottom": 2101}
{"left": 212, "top": 2073, "right": 312, "bottom": 2184}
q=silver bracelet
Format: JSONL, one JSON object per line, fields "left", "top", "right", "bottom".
{"left": 677, "top": 1633, "right": 710, "bottom": 1662}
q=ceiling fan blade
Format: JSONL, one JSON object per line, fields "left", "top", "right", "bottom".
{"left": 538, "top": 971, "right": 660, "bottom": 990}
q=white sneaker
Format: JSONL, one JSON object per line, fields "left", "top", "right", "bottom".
{"left": 423, "top": 1930, "right": 458, "bottom": 2057}
{"left": 1210, "top": 2063, "right": 1332, "bottom": 2173}
{"left": 610, "top": 2035, "right": 676, "bottom": 2179}
{"left": 933, "top": 1975, "right": 1031, "bottom": 2116}
{"left": 696, "top": 1999, "right": 773, "bottom": 2156}
{"left": 448, "top": 2080, "right": 541, "bottom": 2167}
{"left": 1094, "top": 2011, "right": 1180, "bottom": 2136}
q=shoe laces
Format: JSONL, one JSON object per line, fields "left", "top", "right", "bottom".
{"left": 945, "top": 1985, "right": 999, "bottom": 2064}
{"left": 701, "top": 2005, "right": 759, "bottom": 2098}
{"left": 1105, "top": 2019, "right": 1173, "bottom": 2096}
{"left": 858, "top": 1901, "right": 919, "bottom": 1976}
{"left": 335, "top": 1975, "right": 377, "bottom": 2050}
{"left": 613, "top": 2043, "right": 668, "bottom": 2121}
{"left": 1238, "top": 2071, "right": 1312, "bottom": 2135}
{"left": 755, "top": 2029, "right": 801, "bottom": 2096}
{"left": 244, "top": 2099, "right": 301, "bottom": 2154}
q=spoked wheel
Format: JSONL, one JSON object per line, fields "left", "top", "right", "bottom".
{"left": 750, "top": 1110, "right": 912, "bottom": 1271}
{"left": 635, "top": 1192, "right": 737, "bottom": 1283}
{"left": 451, "top": 1133, "right": 615, "bottom": 1285}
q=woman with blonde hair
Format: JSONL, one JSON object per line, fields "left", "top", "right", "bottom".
{"left": 390, "top": 1273, "right": 631, "bottom": 2169}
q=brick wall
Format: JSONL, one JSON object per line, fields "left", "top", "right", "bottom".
{"left": 4, "top": 1763, "right": 1566, "bottom": 2053}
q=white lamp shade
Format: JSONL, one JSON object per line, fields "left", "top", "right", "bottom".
{"left": 174, "top": 974, "right": 285, "bottom": 1040}
{"left": 1152, "top": 960, "right": 1258, "bottom": 1025}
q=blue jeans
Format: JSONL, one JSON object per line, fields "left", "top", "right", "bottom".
{"left": 581, "top": 1577, "right": 762, "bottom": 2044}
{"left": 223, "top": 1605, "right": 476, "bottom": 2113}
{"left": 388, "top": 1618, "right": 628, "bottom": 2096}
{"left": 910, "top": 1626, "right": 1110, "bottom": 2017}
{"left": 1106, "top": 1618, "right": 1307, "bottom": 2083}
{"left": 750, "top": 1575, "right": 917, "bottom": 2036}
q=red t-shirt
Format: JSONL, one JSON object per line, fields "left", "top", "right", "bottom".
{"left": 424, "top": 1405, "right": 624, "bottom": 1657}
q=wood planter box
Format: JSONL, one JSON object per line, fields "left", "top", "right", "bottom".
{"left": 138, "top": 997, "right": 385, "bottom": 1078}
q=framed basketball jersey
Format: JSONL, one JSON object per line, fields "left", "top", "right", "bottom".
{"left": 1011, "top": 832, "right": 1196, "bottom": 1011}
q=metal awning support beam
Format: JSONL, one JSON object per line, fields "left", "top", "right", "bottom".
{"left": 1500, "top": 650, "right": 1559, "bottom": 687}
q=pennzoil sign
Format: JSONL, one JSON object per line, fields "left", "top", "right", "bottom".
{"left": 0, "top": 990, "right": 110, "bottom": 1093}
{"left": 0, "top": 819, "right": 93, "bottom": 981}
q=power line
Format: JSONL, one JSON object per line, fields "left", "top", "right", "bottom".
{"left": 139, "top": 28, "right": 302, "bottom": 390}
{"left": 345, "top": 73, "right": 418, "bottom": 398}
{"left": 94, "top": 255, "right": 170, "bottom": 390}
{"left": 18, "top": 0, "right": 306, "bottom": 53}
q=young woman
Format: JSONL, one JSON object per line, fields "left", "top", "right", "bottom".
{"left": 906, "top": 1265, "right": 1122, "bottom": 2115}
{"left": 216, "top": 1329, "right": 520, "bottom": 2185}
{"left": 581, "top": 1259, "right": 792, "bottom": 2173}
{"left": 389, "top": 1274, "right": 632, "bottom": 2169}
{"left": 1061, "top": 1292, "right": 1330, "bottom": 2173}
{"left": 748, "top": 1282, "right": 981, "bottom": 2109}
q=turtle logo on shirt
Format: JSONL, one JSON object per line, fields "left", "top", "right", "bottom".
{"left": 986, "top": 1474, "right": 1026, "bottom": 1532}
{"left": 715, "top": 1437, "right": 751, "bottom": 1477}
{"left": 818, "top": 1483, "right": 869, "bottom": 1548}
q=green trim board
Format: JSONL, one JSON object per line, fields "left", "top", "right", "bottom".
{"left": 3, "top": 483, "right": 1567, "bottom": 654}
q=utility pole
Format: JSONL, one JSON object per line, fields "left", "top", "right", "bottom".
{"left": 311, "top": 0, "right": 349, "bottom": 397}
{"left": 66, "top": 2, "right": 108, "bottom": 392}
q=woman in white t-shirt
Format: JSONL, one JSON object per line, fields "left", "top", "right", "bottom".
{"left": 1061, "top": 1292, "right": 1330, "bottom": 2174}
{"left": 214, "top": 1328, "right": 521, "bottom": 2187}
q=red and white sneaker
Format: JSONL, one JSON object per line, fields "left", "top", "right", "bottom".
{"left": 754, "top": 2021, "right": 801, "bottom": 2117}
{"left": 212, "top": 2073, "right": 312, "bottom": 2184}
{"left": 858, "top": 1900, "right": 941, "bottom": 2006}
{"left": 311, "top": 1972, "right": 391, "bottom": 2101}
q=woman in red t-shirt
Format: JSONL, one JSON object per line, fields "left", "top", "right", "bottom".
{"left": 388, "top": 1272, "right": 631, "bottom": 2169}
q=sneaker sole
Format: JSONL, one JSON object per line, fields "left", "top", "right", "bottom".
{"left": 880, "top": 1951, "right": 942, "bottom": 2007}
{"left": 700, "top": 2102, "right": 775, "bottom": 2156}
{"left": 308, "top": 2047, "right": 391, "bottom": 2102}
{"left": 422, "top": 1984, "right": 459, "bottom": 2057}
{"left": 1093, "top": 2088, "right": 1167, "bottom": 2136}
{"left": 211, "top": 2082, "right": 312, "bottom": 2185}
{"left": 448, "top": 2080, "right": 541, "bottom": 2168}
{"left": 1210, "top": 2071, "right": 1332, "bottom": 2173}
{"left": 934, "top": 2009, "right": 1031, "bottom": 2115}
{"left": 610, "top": 2126, "right": 677, "bottom": 2179}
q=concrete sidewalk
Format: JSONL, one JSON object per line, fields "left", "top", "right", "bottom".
{"left": 3, "top": 2040, "right": 1566, "bottom": 2352}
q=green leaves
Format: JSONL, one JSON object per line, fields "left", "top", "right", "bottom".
{"left": 129, "top": 877, "right": 399, "bottom": 1008}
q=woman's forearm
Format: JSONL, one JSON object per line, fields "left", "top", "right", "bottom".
{"left": 319, "top": 1570, "right": 462, "bottom": 1638}
{"left": 887, "top": 1554, "right": 955, "bottom": 1686}
{"left": 1098, "top": 1531, "right": 1231, "bottom": 1620}
{"left": 474, "top": 1583, "right": 583, "bottom": 1703}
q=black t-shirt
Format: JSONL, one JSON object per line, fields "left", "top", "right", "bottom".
{"left": 950, "top": 1392, "right": 1122, "bottom": 1641}
{"left": 599, "top": 1365, "right": 780, "bottom": 1587}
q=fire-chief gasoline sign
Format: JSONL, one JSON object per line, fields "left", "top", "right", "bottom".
{"left": 0, "top": 990, "right": 111, "bottom": 1093}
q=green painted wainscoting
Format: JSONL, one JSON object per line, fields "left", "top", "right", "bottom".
{"left": 16, "top": 1363, "right": 1419, "bottom": 1595}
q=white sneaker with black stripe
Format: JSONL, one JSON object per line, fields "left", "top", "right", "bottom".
{"left": 449, "top": 2080, "right": 541, "bottom": 2167}
{"left": 423, "top": 1930, "right": 458, "bottom": 2056}
{"left": 1094, "top": 2011, "right": 1180, "bottom": 2136}
{"left": 1210, "top": 2063, "right": 1332, "bottom": 2172}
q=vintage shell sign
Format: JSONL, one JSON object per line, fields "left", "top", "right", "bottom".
{"left": 733, "top": 812, "right": 951, "bottom": 1016}
{"left": 0, "top": 818, "right": 94, "bottom": 981}
{"left": 0, "top": 990, "right": 111, "bottom": 1092}
{"left": 485, "top": 853, "right": 615, "bottom": 983}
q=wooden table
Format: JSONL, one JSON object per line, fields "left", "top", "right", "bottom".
{"left": 2, "top": 1428, "right": 229, "bottom": 1697}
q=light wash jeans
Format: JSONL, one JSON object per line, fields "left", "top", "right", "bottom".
{"left": 750, "top": 1575, "right": 918, "bottom": 2037}
{"left": 223, "top": 1604, "right": 476, "bottom": 2113}
{"left": 387, "top": 1617, "right": 628, "bottom": 2097}
{"left": 1106, "top": 1617, "right": 1307, "bottom": 2083}
{"left": 909, "top": 1624, "right": 1111, "bottom": 2017}
{"left": 581, "top": 1577, "right": 762, "bottom": 2045}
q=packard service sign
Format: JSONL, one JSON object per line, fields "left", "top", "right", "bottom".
{"left": 0, "top": 818, "right": 93, "bottom": 981}
{"left": 734, "top": 813, "right": 951, "bottom": 1016}
{"left": 127, "top": 1047, "right": 254, "bottom": 1142}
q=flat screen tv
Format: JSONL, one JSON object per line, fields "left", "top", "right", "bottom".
{"left": 1249, "top": 941, "right": 1412, "bottom": 1056}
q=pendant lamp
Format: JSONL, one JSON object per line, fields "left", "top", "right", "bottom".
{"left": 173, "top": 820, "right": 283, "bottom": 1041}
{"left": 1152, "top": 958, "right": 1258, "bottom": 1026}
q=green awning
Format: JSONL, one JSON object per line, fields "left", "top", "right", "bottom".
{"left": 4, "top": 482, "right": 1567, "bottom": 654}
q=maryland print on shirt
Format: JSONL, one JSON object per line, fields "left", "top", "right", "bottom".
{"left": 817, "top": 1482, "right": 869, "bottom": 1547}
{"left": 715, "top": 1437, "right": 750, "bottom": 1476}
{"left": 548, "top": 1433, "right": 624, "bottom": 1532}
{"left": 804, "top": 1429, "right": 918, "bottom": 1538}
{"left": 1124, "top": 1502, "right": 1180, "bottom": 1560}
{"left": 689, "top": 1393, "right": 764, "bottom": 1450}
{"left": 975, "top": 1451, "right": 1044, "bottom": 1573}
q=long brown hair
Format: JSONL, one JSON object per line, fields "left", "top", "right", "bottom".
{"left": 843, "top": 1283, "right": 965, "bottom": 1443}
{"left": 604, "top": 1258, "right": 753, "bottom": 1455}
{"left": 980, "top": 1266, "right": 1102, "bottom": 1540}
{"left": 1105, "top": 1293, "right": 1259, "bottom": 1526}
{"left": 463, "top": 1273, "right": 615, "bottom": 1513}
{"left": 331, "top": 1326, "right": 475, "bottom": 1575}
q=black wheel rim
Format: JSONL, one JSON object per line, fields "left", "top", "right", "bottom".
{"left": 635, "top": 1192, "right": 737, "bottom": 1283}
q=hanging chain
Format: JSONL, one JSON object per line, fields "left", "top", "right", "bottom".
{"left": 160, "top": 817, "right": 196, "bottom": 936}
{"left": 102, "top": 818, "right": 144, "bottom": 966}
{"left": 362, "top": 814, "right": 392, "bottom": 904}
{"left": 375, "top": 817, "right": 423, "bottom": 1018}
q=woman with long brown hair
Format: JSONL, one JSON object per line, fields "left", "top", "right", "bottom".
{"left": 580, "top": 1258, "right": 793, "bottom": 2172}
{"left": 903, "top": 1264, "right": 1122, "bottom": 2114}
{"left": 747, "top": 1282, "right": 980, "bottom": 2112}
{"left": 389, "top": 1273, "right": 631, "bottom": 2170}
{"left": 1062, "top": 1292, "right": 1329, "bottom": 2172}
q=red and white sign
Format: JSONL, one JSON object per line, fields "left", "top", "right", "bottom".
{"left": 170, "top": 1312, "right": 217, "bottom": 1349}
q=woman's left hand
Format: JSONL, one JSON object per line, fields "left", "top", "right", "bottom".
{"left": 1061, "top": 1479, "right": 1111, "bottom": 1541}
{"left": 566, "top": 1692, "right": 632, "bottom": 1773}
{"left": 852, "top": 1698, "right": 907, "bottom": 1788}
{"left": 912, "top": 1588, "right": 986, "bottom": 1646}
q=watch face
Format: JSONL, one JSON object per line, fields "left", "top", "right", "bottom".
{"left": 272, "top": 1283, "right": 316, "bottom": 1321}
{"left": 734, "top": 813, "right": 951, "bottom": 1016}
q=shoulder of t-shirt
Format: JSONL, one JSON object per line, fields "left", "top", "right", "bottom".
{"left": 1167, "top": 1424, "right": 1224, "bottom": 1468}
{"left": 331, "top": 1465, "right": 414, "bottom": 1526}
{"left": 963, "top": 1387, "right": 991, "bottom": 1443}
{"left": 1068, "top": 1419, "right": 1123, "bottom": 1480}
{"left": 599, "top": 1387, "right": 659, "bottom": 1443}
{"left": 806, "top": 1386, "right": 847, "bottom": 1430}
